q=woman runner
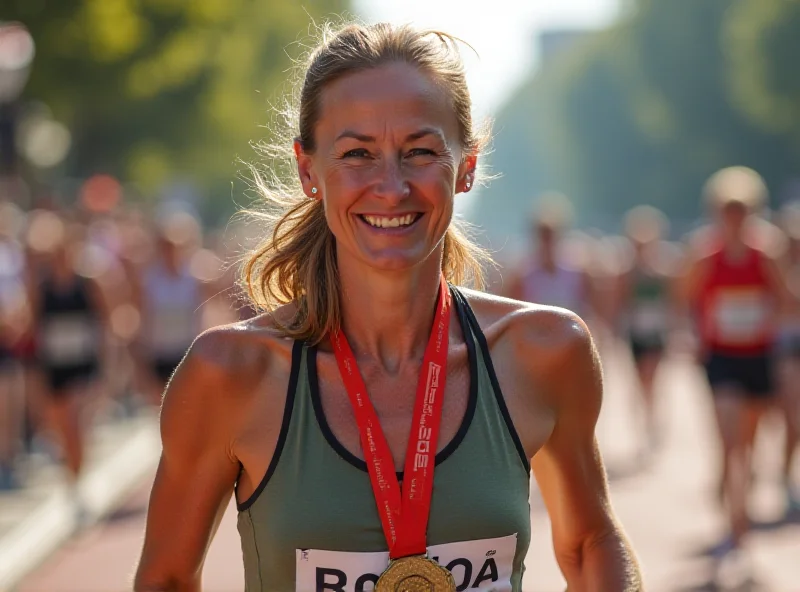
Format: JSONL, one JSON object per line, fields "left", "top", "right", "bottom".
{"left": 135, "top": 23, "right": 642, "bottom": 592}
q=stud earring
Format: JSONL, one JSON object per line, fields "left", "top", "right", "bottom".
{"left": 311, "top": 187, "right": 318, "bottom": 195}
{"left": 466, "top": 182, "right": 471, "bottom": 189}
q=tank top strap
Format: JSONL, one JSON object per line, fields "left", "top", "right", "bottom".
{"left": 236, "top": 339, "right": 305, "bottom": 511}
{"left": 449, "top": 287, "right": 530, "bottom": 472}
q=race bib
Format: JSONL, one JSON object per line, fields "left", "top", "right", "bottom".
{"left": 711, "top": 288, "right": 770, "bottom": 345}
{"left": 630, "top": 301, "right": 666, "bottom": 335}
{"left": 296, "top": 534, "right": 517, "bottom": 592}
{"left": 41, "top": 314, "right": 97, "bottom": 365}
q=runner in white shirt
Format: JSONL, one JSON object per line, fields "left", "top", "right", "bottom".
{"left": 507, "top": 195, "right": 594, "bottom": 319}
{"left": 134, "top": 213, "right": 205, "bottom": 403}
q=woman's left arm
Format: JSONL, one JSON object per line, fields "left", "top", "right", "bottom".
{"left": 522, "top": 311, "right": 643, "bottom": 591}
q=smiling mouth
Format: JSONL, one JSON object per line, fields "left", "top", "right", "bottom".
{"left": 357, "top": 213, "right": 422, "bottom": 229}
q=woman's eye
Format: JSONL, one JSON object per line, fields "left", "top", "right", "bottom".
{"left": 407, "top": 148, "right": 435, "bottom": 158}
{"left": 342, "top": 149, "right": 369, "bottom": 158}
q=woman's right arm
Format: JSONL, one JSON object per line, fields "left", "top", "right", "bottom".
{"left": 133, "top": 329, "right": 247, "bottom": 592}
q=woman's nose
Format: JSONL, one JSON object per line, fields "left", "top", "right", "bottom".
{"left": 372, "top": 158, "right": 411, "bottom": 205}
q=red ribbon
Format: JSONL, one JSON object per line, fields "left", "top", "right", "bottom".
{"left": 330, "top": 275, "right": 451, "bottom": 559}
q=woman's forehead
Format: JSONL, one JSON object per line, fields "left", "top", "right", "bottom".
{"left": 315, "top": 62, "right": 460, "bottom": 144}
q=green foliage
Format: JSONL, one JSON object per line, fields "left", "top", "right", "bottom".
{"left": 473, "top": 0, "right": 800, "bottom": 252}
{"left": 6, "top": 0, "right": 349, "bottom": 208}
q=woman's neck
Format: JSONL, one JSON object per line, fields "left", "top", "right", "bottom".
{"left": 336, "top": 252, "right": 444, "bottom": 375}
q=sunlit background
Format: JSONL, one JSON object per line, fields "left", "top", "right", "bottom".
{"left": 1, "top": 1, "right": 799, "bottom": 591}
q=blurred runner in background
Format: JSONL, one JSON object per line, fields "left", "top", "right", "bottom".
{"left": 775, "top": 202, "right": 800, "bottom": 513}
{"left": 615, "top": 205, "right": 677, "bottom": 459}
{"left": 0, "top": 202, "right": 27, "bottom": 489}
{"left": 132, "top": 211, "right": 204, "bottom": 404}
{"left": 27, "top": 211, "right": 109, "bottom": 515}
{"left": 507, "top": 193, "right": 596, "bottom": 320}
{"left": 680, "top": 167, "right": 793, "bottom": 570}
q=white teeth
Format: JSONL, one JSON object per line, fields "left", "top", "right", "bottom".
{"left": 362, "top": 214, "right": 417, "bottom": 228}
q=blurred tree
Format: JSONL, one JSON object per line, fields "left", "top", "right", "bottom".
{"left": 5, "top": 0, "right": 348, "bottom": 207}
{"left": 473, "top": 0, "right": 800, "bottom": 253}
{"left": 725, "top": 0, "right": 800, "bottom": 145}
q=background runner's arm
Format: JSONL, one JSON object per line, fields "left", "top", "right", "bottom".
{"left": 609, "top": 269, "right": 633, "bottom": 331}
{"left": 581, "top": 270, "right": 603, "bottom": 325}
{"left": 529, "top": 315, "right": 643, "bottom": 592}
{"left": 505, "top": 269, "right": 526, "bottom": 301}
{"left": 134, "top": 331, "right": 242, "bottom": 592}
{"left": 676, "top": 253, "right": 706, "bottom": 311}
{"left": 763, "top": 254, "right": 798, "bottom": 311}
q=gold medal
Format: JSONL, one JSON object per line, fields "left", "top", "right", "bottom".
{"left": 375, "top": 555, "right": 456, "bottom": 592}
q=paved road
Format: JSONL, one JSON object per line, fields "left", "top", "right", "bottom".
{"left": 17, "top": 346, "right": 800, "bottom": 592}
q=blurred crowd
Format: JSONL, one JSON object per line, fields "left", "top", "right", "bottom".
{"left": 0, "top": 165, "right": 798, "bottom": 573}
{"left": 0, "top": 191, "right": 252, "bottom": 510}
{"left": 497, "top": 166, "right": 800, "bottom": 572}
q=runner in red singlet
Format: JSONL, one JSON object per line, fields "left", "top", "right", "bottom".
{"left": 682, "top": 167, "right": 794, "bottom": 569}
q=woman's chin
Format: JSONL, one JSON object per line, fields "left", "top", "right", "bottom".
{"left": 355, "top": 247, "right": 432, "bottom": 273}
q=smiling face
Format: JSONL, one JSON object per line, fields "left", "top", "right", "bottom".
{"left": 296, "top": 62, "right": 475, "bottom": 273}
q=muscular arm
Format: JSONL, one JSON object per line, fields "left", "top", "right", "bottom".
{"left": 133, "top": 330, "right": 244, "bottom": 592}
{"left": 526, "top": 313, "right": 642, "bottom": 591}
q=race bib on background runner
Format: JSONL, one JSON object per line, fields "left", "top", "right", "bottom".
{"left": 710, "top": 288, "right": 770, "bottom": 345}
{"left": 630, "top": 301, "right": 667, "bottom": 335}
{"left": 41, "top": 314, "right": 97, "bottom": 365}
{"left": 296, "top": 534, "right": 517, "bottom": 592}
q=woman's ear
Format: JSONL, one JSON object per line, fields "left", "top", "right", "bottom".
{"left": 456, "top": 154, "right": 478, "bottom": 194}
{"left": 294, "top": 139, "right": 319, "bottom": 199}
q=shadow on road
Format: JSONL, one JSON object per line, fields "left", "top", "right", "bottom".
{"left": 749, "top": 508, "right": 800, "bottom": 533}
{"left": 688, "top": 510, "right": 800, "bottom": 559}
{"left": 605, "top": 455, "right": 652, "bottom": 483}
{"left": 671, "top": 572, "right": 770, "bottom": 592}
{"left": 104, "top": 503, "right": 147, "bottom": 524}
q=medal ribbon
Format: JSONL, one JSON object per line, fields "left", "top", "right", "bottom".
{"left": 330, "top": 275, "right": 451, "bottom": 559}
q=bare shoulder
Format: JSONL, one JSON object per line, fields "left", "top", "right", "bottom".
{"left": 185, "top": 306, "right": 292, "bottom": 380}
{"left": 162, "top": 304, "right": 298, "bottom": 436}
{"left": 458, "top": 287, "right": 596, "bottom": 411}
{"left": 459, "top": 287, "right": 591, "bottom": 354}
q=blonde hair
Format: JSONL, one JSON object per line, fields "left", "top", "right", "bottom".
{"left": 241, "top": 22, "right": 492, "bottom": 344}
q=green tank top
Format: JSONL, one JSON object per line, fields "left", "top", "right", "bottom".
{"left": 237, "top": 288, "right": 531, "bottom": 591}
{"left": 628, "top": 267, "right": 668, "bottom": 339}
